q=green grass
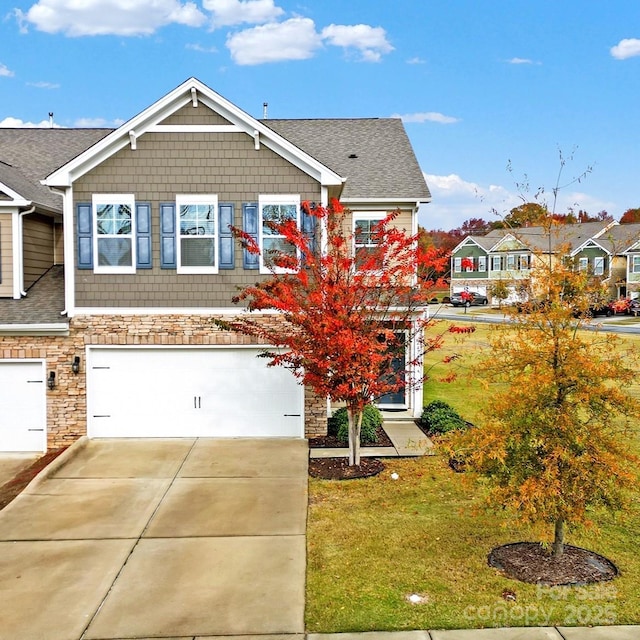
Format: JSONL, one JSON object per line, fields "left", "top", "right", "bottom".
{"left": 306, "top": 322, "right": 640, "bottom": 632}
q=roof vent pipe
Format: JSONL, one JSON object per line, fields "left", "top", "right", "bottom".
{"left": 49, "top": 112, "right": 54, "bottom": 128}
{"left": 263, "top": 102, "right": 268, "bottom": 119}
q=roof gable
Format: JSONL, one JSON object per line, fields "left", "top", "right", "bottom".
{"left": 44, "top": 77, "right": 344, "bottom": 189}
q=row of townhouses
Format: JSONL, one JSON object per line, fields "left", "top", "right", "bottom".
{"left": 450, "top": 220, "right": 640, "bottom": 303}
{"left": 0, "top": 78, "right": 430, "bottom": 453}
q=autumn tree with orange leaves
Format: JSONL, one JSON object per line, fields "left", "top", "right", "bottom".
{"left": 450, "top": 255, "right": 639, "bottom": 559}
{"left": 216, "top": 199, "right": 455, "bottom": 466}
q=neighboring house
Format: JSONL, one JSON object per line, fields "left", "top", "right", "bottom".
{"left": 0, "top": 77, "right": 430, "bottom": 452}
{"left": 449, "top": 221, "right": 630, "bottom": 304}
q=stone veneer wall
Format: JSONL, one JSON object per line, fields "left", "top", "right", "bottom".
{"left": 0, "top": 313, "right": 327, "bottom": 449}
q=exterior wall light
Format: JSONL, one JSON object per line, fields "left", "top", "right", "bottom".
{"left": 72, "top": 356, "right": 80, "bottom": 374}
{"left": 48, "top": 371, "right": 56, "bottom": 390}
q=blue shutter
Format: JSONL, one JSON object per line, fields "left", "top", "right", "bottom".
{"left": 136, "top": 203, "right": 152, "bottom": 269}
{"left": 242, "top": 202, "right": 259, "bottom": 270}
{"left": 160, "top": 203, "right": 176, "bottom": 269}
{"left": 77, "top": 203, "right": 93, "bottom": 270}
{"left": 218, "top": 203, "right": 235, "bottom": 270}
{"left": 301, "top": 206, "right": 316, "bottom": 258}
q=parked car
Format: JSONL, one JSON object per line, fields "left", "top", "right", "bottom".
{"left": 450, "top": 291, "right": 488, "bottom": 307}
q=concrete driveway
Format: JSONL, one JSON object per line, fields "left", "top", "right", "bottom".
{"left": 0, "top": 437, "right": 308, "bottom": 640}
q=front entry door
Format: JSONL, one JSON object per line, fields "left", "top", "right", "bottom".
{"left": 377, "top": 333, "right": 406, "bottom": 407}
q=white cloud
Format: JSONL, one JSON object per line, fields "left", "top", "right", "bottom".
{"left": 74, "top": 117, "right": 124, "bottom": 127}
{"left": 507, "top": 57, "right": 539, "bottom": 65}
{"left": 610, "top": 38, "right": 640, "bottom": 60}
{"left": 406, "top": 56, "right": 426, "bottom": 65}
{"left": 0, "top": 63, "right": 15, "bottom": 77}
{"left": 186, "top": 42, "right": 218, "bottom": 53}
{"left": 226, "top": 17, "right": 322, "bottom": 65}
{"left": 321, "top": 24, "right": 393, "bottom": 62}
{"left": 420, "top": 173, "right": 518, "bottom": 230}
{"left": 203, "top": 0, "right": 283, "bottom": 27}
{"left": 15, "top": 0, "right": 206, "bottom": 37}
{"left": 0, "top": 116, "right": 59, "bottom": 127}
{"left": 27, "top": 81, "right": 60, "bottom": 89}
{"left": 393, "top": 111, "right": 460, "bottom": 124}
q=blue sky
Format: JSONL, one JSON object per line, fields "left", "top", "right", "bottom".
{"left": 2, "top": 0, "right": 639, "bottom": 230}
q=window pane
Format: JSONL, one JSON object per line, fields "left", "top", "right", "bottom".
{"left": 264, "top": 237, "right": 296, "bottom": 258}
{"left": 262, "top": 204, "right": 297, "bottom": 235}
{"left": 181, "top": 237, "right": 216, "bottom": 267}
{"left": 96, "top": 203, "right": 131, "bottom": 235}
{"left": 98, "top": 238, "right": 132, "bottom": 266}
{"left": 180, "top": 204, "right": 215, "bottom": 236}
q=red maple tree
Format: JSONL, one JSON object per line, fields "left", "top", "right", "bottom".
{"left": 216, "top": 199, "right": 453, "bottom": 465}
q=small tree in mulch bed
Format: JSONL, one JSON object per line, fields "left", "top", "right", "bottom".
{"left": 447, "top": 236, "right": 640, "bottom": 583}
{"left": 215, "top": 199, "right": 459, "bottom": 471}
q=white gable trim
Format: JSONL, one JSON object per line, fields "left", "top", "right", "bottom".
{"left": 570, "top": 238, "right": 611, "bottom": 257}
{"left": 0, "top": 181, "right": 31, "bottom": 208}
{"left": 43, "top": 77, "right": 344, "bottom": 189}
{"left": 451, "top": 236, "right": 487, "bottom": 254}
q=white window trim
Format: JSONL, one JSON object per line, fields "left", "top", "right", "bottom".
{"left": 453, "top": 257, "right": 462, "bottom": 273}
{"left": 506, "top": 254, "right": 516, "bottom": 270}
{"left": 519, "top": 254, "right": 529, "bottom": 270}
{"left": 353, "top": 212, "right": 386, "bottom": 272}
{"left": 176, "top": 194, "right": 219, "bottom": 275}
{"left": 594, "top": 256, "right": 605, "bottom": 276}
{"left": 633, "top": 255, "right": 640, "bottom": 274}
{"left": 93, "top": 193, "right": 136, "bottom": 275}
{"left": 492, "top": 255, "right": 501, "bottom": 271}
{"left": 477, "top": 256, "right": 487, "bottom": 272}
{"left": 578, "top": 257, "right": 588, "bottom": 272}
{"left": 258, "top": 194, "right": 300, "bottom": 274}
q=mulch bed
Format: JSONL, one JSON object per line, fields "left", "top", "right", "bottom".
{"left": 309, "top": 456, "right": 385, "bottom": 480}
{"left": 308, "top": 425, "right": 393, "bottom": 449}
{"left": 0, "top": 447, "right": 68, "bottom": 510}
{"left": 488, "top": 542, "right": 618, "bottom": 586}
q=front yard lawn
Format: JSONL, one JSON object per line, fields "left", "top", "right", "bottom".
{"left": 305, "top": 322, "right": 640, "bottom": 632}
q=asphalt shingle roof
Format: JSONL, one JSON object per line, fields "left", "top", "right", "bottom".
{"left": 0, "top": 265, "right": 66, "bottom": 325}
{"left": 262, "top": 118, "right": 431, "bottom": 201}
{"left": 0, "top": 128, "right": 111, "bottom": 210}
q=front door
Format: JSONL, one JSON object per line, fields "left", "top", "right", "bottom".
{"left": 377, "top": 333, "right": 406, "bottom": 407}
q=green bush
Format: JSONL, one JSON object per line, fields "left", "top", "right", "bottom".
{"left": 329, "top": 405, "right": 382, "bottom": 444}
{"left": 419, "top": 400, "right": 467, "bottom": 434}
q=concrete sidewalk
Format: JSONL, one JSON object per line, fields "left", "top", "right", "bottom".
{"left": 310, "top": 419, "right": 433, "bottom": 459}
{"left": 0, "top": 437, "right": 308, "bottom": 640}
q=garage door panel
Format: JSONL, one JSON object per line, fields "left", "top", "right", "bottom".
{"left": 87, "top": 348, "right": 303, "bottom": 438}
{"left": 0, "top": 361, "right": 47, "bottom": 452}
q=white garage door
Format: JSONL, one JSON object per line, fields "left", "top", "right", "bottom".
{"left": 0, "top": 360, "right": 47, "bottom": 452}
{"left": 86, "top": 347, "right": 304, "bottom": 438}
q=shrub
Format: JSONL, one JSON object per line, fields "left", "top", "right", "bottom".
{"left": 329, "top": 405, "right": 382, "bottom": 444}
{"left": 419, "top": 400, "right": 467, "bottom": 434}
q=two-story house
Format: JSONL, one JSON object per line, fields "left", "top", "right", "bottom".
{"left": 0, "top": 78, "right": 430, "bottom": 452}
{"left": 450, "top": 221, "right": 628, "bottom": 304}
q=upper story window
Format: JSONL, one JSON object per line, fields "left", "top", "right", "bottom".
{"left": 633, "top": 255, "right": 640, "bottom": 273}
{"left": 176, "top": 195, "right": 218, "bottom": 274}
{"left": 354, "top": 213, "right": 385, "bottom": 270}
{"left": 477, "top": 256, "right": 487, "bottom": 272}
{"left": 93, "top": 194, "right": 135, "bottom": 274}
{"left": 578, "top": 257, "right": 589, "bottom": 272}
{"left": 519, "top": 254, "right": 530, "bottom": 270}
{"left": 492, "top": 255, "right": 502, "bottom": 271}
{"left": 453, "top": 257, "right": 462, "bottom": 273}
{"left": 506, "top": 254, "right": 516, "bottom": 270}
{"left": 259, "top": 195, "right": 300, "bottom": 273}
{"left": 594, "top": 256, "right": 605, "bottom": 276}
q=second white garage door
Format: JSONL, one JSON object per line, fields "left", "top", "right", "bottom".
{"left": 86, "top": 347, "right": 304, "bottom": 438}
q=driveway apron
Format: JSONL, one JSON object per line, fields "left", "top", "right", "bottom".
{"left": 0, "top": 437, "right": 308, "bottom": 640}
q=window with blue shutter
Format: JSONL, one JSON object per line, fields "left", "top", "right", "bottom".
{"left": 136, "top": 203, "right": 152, "bottom": 269}
{"left": 242, "top": 202, "right": 259, "bottom": 270}
{"left": 77, "top": 203, "right": 93, "bottom": 269}
{"left": 160, "top": 203, "right": 176, "bottom": 269}
{"left": 218, "top": 203, "right": 235, "bottom": 270}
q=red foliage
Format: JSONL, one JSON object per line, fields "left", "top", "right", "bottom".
{"left": 460, "top": 257, "right": 474, "bottom": 271}
{"left": 448, "top": 325, "right": 476, "bottom": 334}
{"left": 219, "top": 199, "right": 449, "bottom": 414}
